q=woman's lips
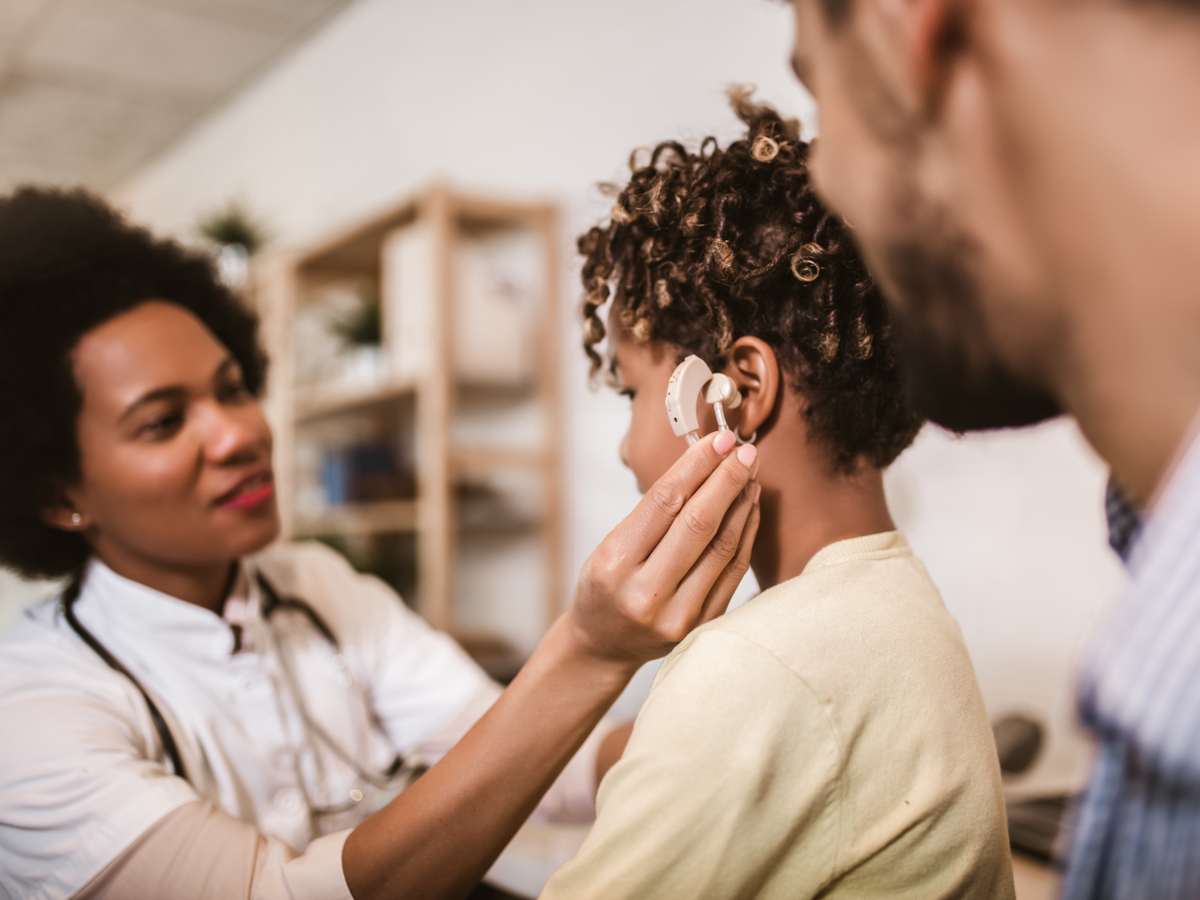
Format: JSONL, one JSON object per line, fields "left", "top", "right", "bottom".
{"left": 220, "top": 481, "right": 274, "bottom": 510}
{"left": 216, "top": 471, "right": 275, "bottom": 510}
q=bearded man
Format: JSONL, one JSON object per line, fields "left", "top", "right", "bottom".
{"left": 786, "top": 0, "right": 1200, "bottom": 895}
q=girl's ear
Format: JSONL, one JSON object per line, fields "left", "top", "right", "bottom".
{"left": 726, "top": 337, "right": 780, "bottom": 440}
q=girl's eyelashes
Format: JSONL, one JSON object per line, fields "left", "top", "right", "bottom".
{"left": 619, "top": 388, "right": 636, "bottom": 401}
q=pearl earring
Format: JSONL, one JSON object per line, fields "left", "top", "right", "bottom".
{"left": 70, "top": 513, "right": 82, "bottom": 526}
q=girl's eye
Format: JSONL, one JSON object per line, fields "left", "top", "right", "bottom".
{"left": 619, "top": 388, "right": 636, "bottom": 401}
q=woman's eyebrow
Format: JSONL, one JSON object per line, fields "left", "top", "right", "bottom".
{"left": 119, "top": 385, "right": 187, "bottom": 422}
{"left": 210, "top": 356, "right": 238, "bottom": 384}
{"left": 119, "top": 357, "right": 237, "bottom": 422}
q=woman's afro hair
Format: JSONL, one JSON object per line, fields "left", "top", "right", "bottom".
{"left": 0, "top": 187, "right": 267, "bottom": 580}
{"left": 579, "top": 88, "right": 922, "bottom": 471}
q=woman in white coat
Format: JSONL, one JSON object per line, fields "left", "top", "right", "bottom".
{"left": 0, "top": 188, "right": 760, "bottom": 900}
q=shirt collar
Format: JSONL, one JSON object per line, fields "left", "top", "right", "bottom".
{"left": 73, "top": 557, "right": 263, "bottom": 659}
{"left": 1105, "top": 478, "right": 1142, "bottom": 564}
{"left": 801, "top": 530, "right": 909, "bottom": 575}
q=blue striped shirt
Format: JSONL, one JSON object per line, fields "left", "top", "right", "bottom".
{"left": 1064, "top": 432, "right": 1200, "bottom": 898}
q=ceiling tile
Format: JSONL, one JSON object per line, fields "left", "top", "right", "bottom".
{"left": 0, "top": 0, "right": 353, "bottom": 190}
{"left": 0, "top": 0, "right": 52, "bottom": 43}
{"left": 132, "top": 0, "right": 349, "bottom": 37}
{"left": 0, "top": 75, "right": 194, "bottom": 191}
{"left": 26, "top": 0, "right": 284, "bottom": 96}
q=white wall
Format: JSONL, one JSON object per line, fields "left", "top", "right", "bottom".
{"left": 94, "top": 0, "right": 1125, "bottom": 796}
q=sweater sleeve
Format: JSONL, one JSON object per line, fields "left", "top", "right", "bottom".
{"left": 539, "top": 629, "right": 843, "bottom": 900}
{"left": 73, "top": 801, "right": 352, "bottom": 900}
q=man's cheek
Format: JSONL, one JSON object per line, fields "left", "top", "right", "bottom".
{"left": 810, "top": 105, "right": 867, "bottom": 222}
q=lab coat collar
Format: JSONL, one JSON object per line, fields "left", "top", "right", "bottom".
{"left": 73, "top": 556, "right": 264, "bottom": 661}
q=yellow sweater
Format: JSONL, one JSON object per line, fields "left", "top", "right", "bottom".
{"left": 541, "top": 532, "right": 1014, "bottom": 900}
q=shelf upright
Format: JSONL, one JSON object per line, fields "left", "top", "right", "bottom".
{"left": 253, "top": 185, "right": 563, "bottom": 663}
{"left": 419, "top": 185, "right": 455, "bottom": 633}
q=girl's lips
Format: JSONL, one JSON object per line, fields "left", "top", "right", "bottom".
{"left": 218, "top": 480, "right": 275, "bottom": 510}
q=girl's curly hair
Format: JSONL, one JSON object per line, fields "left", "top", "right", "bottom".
{"left": 579, "top": 88, "right": 922, "bottom": 471}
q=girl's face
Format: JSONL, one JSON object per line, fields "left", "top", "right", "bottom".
{"left": 64, "top": 300, "right": 280, "bottom": 572}
{"left": 612, "top": 328, "right": 720, "bottom": 493}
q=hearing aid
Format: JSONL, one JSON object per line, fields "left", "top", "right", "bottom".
{"left": 665, "top": 355, "right": 743, "bottom": 445}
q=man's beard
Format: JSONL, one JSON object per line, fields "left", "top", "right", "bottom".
{"left": 879, "top": 198, "right": 1062, "bottom": 433}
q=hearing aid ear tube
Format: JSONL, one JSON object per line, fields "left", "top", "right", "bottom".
{"left": 713, "top": 402, "right": 728, "bottom": 432}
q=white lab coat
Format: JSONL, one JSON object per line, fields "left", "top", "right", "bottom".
{"left": 0, "top": 541, "right": 603, "bottom": 900}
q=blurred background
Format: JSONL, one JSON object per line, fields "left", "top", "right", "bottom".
{"left": 0, "top": 0, "right": 1126, "bottom": 893}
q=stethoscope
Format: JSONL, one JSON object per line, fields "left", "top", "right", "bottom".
{"left": 60, "top": 566, "right": 418, "bottom": 818}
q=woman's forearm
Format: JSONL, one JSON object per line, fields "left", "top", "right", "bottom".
{"left": 343, "top": 433, "right": 759, "bottom": 900}
{"left": 342, "top": 614, "right": 636, "bottom": 900}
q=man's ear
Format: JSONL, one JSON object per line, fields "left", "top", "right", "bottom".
{"left": 906, "top": 0, "right": 967, "bottom": 118}
{"left": 844, "top": 0, "right": 967, "bottom": 126}
{"left": 726, "top": 337, "right": 780, "bottom": 440}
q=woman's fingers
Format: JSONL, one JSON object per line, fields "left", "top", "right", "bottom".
{"left": 698, "top": 495, "right": 761, "bottom": 624}
{"left": 603, "top": 430, "right": 741, "bottom": 566}
{"left": 642, "top": 442, "right": 757, "bottom": 589}
{"left": 659, "top": 479, "right": 759, "bottom": 635}
{"left": 565, "top": 432, "right": 758, "bottom": 668}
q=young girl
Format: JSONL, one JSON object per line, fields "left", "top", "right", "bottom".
{"left": 541, "top": 94, "right": 1015, "bottom": 899}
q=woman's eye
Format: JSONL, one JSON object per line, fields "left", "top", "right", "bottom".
{"left": 619, "top": 388, "right": 636, "bottom": 401}
{"left": 219, "top": 379, "right": 249, "bottom": 402}
{"left": 139, "top": 411, "right": 184, "bottom": 439}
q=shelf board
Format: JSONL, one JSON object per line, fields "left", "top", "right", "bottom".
{"left": 295, "top": 379, "right": 417, "bottom": 424}
{"left": 295, "top": 499, "right": 418, "bottom": 536}
{"left": 451, "top": 446, "right": 549, "bottom": 476}
{"left": 297, "top": 200, "right": 419, "bottom": 280}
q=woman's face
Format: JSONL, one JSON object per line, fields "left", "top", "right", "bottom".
{"left": 65, "top": 300, "right": 279, "bottom": 572}
{"left": 612, "top": 328, "right": 719, "bottom": 494}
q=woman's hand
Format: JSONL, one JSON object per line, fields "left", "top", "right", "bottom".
{"left": 566, "top": 428, "right": 761, "bottom": 671}
{"left": 344, "top": 429, "right": 759, "bottom": 900}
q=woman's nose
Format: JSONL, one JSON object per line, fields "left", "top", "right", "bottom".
{"left": 619, "top": 431, "right": 632, "bottom": 471}
{"left": 202, "top": 401, "right": 270, "bottom": 464}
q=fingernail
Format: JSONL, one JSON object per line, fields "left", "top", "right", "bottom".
{"left": 736, "top": 444, "right": 757, "bottom": 468}
{"left": 713, "top": 430, "right": 737, "bottom": 455}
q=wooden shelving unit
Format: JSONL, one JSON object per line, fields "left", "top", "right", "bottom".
{"left": 254, "top": 185, "right": 562, "bottom": 660}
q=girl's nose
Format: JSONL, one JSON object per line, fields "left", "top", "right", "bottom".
{"left": 619, "top": 430, "right": 632, "bottom": 471}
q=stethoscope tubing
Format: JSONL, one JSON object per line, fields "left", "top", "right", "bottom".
{"left": 59, "top": 567, "right": 408, "bottom": 800}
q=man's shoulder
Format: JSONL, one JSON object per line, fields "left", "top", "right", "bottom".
{"left": 1083, "top": 430, "right": 1200, "bottom": 780}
